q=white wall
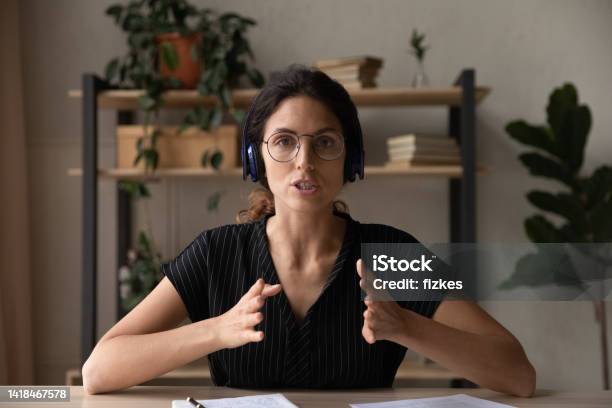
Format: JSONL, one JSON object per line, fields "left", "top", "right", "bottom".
{"left": 20, "top": 0, "right": 612, "bottom": 388}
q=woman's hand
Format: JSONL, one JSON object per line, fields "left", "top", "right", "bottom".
{"left": 356, "top": 258, "right": 409, "bottom": 345}
{"left": 213, "top": 278, "right": 282, "bottom": 349}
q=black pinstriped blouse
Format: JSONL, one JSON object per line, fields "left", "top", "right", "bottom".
{"left": 161, "top": 210, "right": 443, "bottom": 388}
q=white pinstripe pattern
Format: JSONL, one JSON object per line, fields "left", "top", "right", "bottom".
{"left": 159, "top": 212, "right": 445, "bottom": 388}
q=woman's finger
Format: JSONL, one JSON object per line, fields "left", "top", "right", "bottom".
{"left": 245, "top": 295, "right": 265, "bottom": 312}
{"left": 245, "top": 312, "right": 263, "bottom": 327}
{"left": 261, "top": 283, "right": 282, "bottom": 297}
{"left": 248, "top": 330, "right": 265, "bottom": 342}
{"left": 241, "top": 278, "right": 265, "bottom": 303}
{"left": 356, "top": 259, "right": 364, "bottom": 278}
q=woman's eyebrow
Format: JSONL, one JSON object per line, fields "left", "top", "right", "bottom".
{"left": 271, "top": 127, "right": 340, "bottom": 135}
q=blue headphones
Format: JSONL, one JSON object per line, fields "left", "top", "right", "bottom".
{"left": 241, "top": 100, "right": 365, "bottom": 183}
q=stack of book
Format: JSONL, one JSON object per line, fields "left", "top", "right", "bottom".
{"left": 313, "top": 56, "right": 383, "bottom": 89}
{"left": 385, "top": 134, "right": 461, "bottom": 167}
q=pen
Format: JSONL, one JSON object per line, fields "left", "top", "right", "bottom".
{"left": 186, "top": 396, "right": 206, "bottom": 408}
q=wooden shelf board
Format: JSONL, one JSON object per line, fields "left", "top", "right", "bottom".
{"left": 67, "top": 165, "right": 487, "bottom": 180}
{"left": 68, "top": 86, "right": 490, "bottom": 109}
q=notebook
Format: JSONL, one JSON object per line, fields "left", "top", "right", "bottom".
{"left": 172, "top": 393, "right": 298, "bottom": 408}
{"left": 349, "top": 394, "right": 516, "bottom": 408}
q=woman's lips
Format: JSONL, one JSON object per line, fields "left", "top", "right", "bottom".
{"left": 292, "top": 184, "right": 320, "bottom": 196}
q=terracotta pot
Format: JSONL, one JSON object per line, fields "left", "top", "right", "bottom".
{"left": 156, "top": 32, "right": 202, "bottom": 89}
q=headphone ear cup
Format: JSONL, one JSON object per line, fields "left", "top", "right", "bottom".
{"left": 247, "top": 144, "right": 260, "bottom": 182}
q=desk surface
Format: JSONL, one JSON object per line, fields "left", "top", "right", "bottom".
{"left": 20, "top": 386, "right": 612, "bottom": 407}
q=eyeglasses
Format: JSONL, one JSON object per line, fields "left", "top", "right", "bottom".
{"left": 262, "top": 132, "right": 345, "bottom": 162}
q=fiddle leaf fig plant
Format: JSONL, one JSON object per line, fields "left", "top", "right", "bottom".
{"left": 502, "top": 82, "right": 612, "bottom": 389}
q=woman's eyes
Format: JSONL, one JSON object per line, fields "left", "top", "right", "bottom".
{"left": 273, "top": 136, "right": 296, "bottom": 146}
{"left": 315, "top": 136, "right": 334, "bottom": 147}
{"left": 271, "top": 134, "right": 337, "bottom": 147}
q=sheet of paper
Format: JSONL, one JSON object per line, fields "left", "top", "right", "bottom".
{"left": 349, "top": 393, "right": 516, "bottom": 408}
{"left": 172, "top": 393, "right": 298, "bottom": 408}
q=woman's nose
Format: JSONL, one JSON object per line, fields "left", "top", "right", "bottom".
{"left": 295, "top": 138, "right": 315, "bottom": 170}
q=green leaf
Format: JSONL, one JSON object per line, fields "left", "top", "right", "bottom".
{"left": 231, "top": 109, "right": 246, "bottom": 125}
{"left": 138, "top": 95, "right": 157, "bottom": 111}
{"left": 118, "top": 180, "right": 150, "bottom": 199}
{"left": 584, "top": 166, "right": 612, "bottom": 209}
{"left": 499, "top": 247, "right": 583, "bottom": 291}
{"left": 246, "top": 68, "right": 264, "bottom": 87}
{"left": 524, "top": 215, "right": 564, "bottom": 243}
{"left": 526, "top": 191, "right": 586, "bottom": 229}
{"left": 178, "top": 122, "right": 191, "bottom": 134}
{"left": 122, "top": 13, "right": 145, "bottom": 31}
{"left": 207, "top": 191, "right": 224, "bottom": 211}
{"left": 138, "top": 231, "right": 150, "bottom": 252}
{"left": 210, "top": 106, "right": 223, "bottom": 128}
{"left": 201, "top": 150, "right": 210, "bottom": 167}
{"left": 519, "top": 152, "right": 574, "bottom": 188}
{"left": 105, "top": 58, "right": 120, "bottom": 82}
{"left": 505, "top": 120, "right": 559, "bottom": 159}
{"left": 220, "top": 86, "right": 232, "bottom": 108}
{"left": 547, "top": 83, "right": 578, "bottom": 141}
{"left": 150, "top": 129, "right": 161, "bottom": 146}
{"left": 133, "top": 150, "right": 144, "bottom": 166}
{"left": 591, "top": 200, "right": 612, "bottom": 242}
{"left": 105, "top": 4, "right": 124, "bottom": 23}
{"left": 144, "top": 149, "right": 159, "bottom": 170}
{"left": 136, "top": 137, "right": 144, "bottom": 153}
{"left": 210, "top": 150, "right": 224, "bottom": 169}
{"left": 546, "top": 83, "right": 591, "bottom": 173}
{"left": 199, "top": 108, "right": 212, "bottom": 130}
{"left": 160, "top": 42, "right": 179, "bottom": 71}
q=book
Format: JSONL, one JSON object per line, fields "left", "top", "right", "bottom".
{"left": 322, "top": 71, "right": 379, "bottom": 82}
{"left": 314, "top": 55, "right": 383, "bottom": 69}
{"left": 386, "top": 134, "right": 457, "bottom": 148}
{"left": 319, "top": 65, "right": 380, "bottom": 78}
{"left": 385, "top": 156, "right": 461, "bottom": 168}
{"left": 387, "top": 154, "right": 462, "bottom": 164}
{"left": 388, "top": 145, "right": 460, "bottom": 156}
{"left": 388, "top": 154, "right": 462, "bottom": 164}
{"left": 338, "top": 79, "right": 378, "bottom": 89}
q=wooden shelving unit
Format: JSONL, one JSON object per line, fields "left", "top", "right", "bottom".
{"left": 70, "top": 69, "right": 489, "bottom": 386}
{"left": 68, "top": 85, "right": 489, "bottom": 109}
{"left": 67, "top": 164, "right": 488, "bottom": 180}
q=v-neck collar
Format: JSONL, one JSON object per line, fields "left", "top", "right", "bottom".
{"left": 256, "top": 211, "right": 357, "bottom": 330}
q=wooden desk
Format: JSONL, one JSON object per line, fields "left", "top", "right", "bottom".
{"left": 66, "top": 359, "right": 463, "bottom": 387}
{"left": 24, "top": 386, "right": 612, "bottom": 407}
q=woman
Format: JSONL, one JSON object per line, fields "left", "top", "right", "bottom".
{"left": 82, "top": 66, "right": 536, "bottom": 396}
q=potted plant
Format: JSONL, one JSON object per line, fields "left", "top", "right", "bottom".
{"left": 104, "top": 0, "right": 264, "bottom": 172}
{"left": 502, "top": 83, "right": 612, "bottom": 389}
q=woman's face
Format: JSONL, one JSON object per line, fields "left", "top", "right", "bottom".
{"left": 260, "top": 95, "right": 346, "bottom": 215}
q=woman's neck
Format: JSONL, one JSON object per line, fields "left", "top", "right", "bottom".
{"left": 266, "top": 206, "right": 347, "bottom": 267}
